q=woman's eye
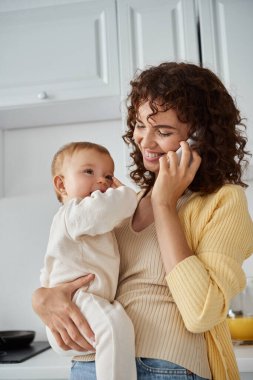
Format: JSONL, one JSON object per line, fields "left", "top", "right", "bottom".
{"left": 135, "top": 124, "right": 145, "bottom": 129}
{"left": 157, "top": 130, "right": 172, "bottom": 137}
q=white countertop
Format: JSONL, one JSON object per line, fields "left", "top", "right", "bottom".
{"left": 0, "top": 345, "right": 253, "bottom": 379}
{"left": 0, "top": 349, "right": 71, "bottom": 380}
{"left": 233, "top": 344, "right": 253, "bottom": 373}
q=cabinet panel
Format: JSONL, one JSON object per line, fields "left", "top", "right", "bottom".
{"left": 198, "top": 0, "right": 253, "bottom": 171}
{"left": 0, "top": 0, "right": 119, "bottom": 107}
{"left": 117, "top": 0, "right": 199, "bottom": 97}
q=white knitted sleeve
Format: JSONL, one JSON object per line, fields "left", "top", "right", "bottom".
{"left": 64, "top": 186, "right": 137, "bottom": 239}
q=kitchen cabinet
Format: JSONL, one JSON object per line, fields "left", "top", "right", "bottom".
{"left": 0, "top": 0, "right": 252, "bottom": 171}
{"left": 0, "top": 0, "right": 120, "bottom": 128}
{"left": 117, "top": 0, "right": 199, "bottom": 96}
{"left": 198, "top": 0, "right": 253, "bottom": 176}
{"left": 117, "top": 0, "right": 253, "bottom": 175}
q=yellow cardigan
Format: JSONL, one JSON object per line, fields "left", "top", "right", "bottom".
{"left": 166, "top": 184, "right": 253, "bottom": 379}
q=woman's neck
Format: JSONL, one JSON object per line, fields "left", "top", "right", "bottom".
{"left": 131, "top": 190, "right": 154, "bottom": 232}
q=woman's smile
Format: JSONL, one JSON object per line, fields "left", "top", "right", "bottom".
{"left": 143, "top": 150, "right": 164, "bottom": 161}
{"left": 134, "top": 102, "right": 189, "bottom": 173}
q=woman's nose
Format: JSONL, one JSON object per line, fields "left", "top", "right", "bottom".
{"left": 138, "top": 130, "right": 156, "bottom": 148}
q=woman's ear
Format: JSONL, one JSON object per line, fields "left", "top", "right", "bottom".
{"left": 53, "top": 175, "right": 67, "bottom": 198}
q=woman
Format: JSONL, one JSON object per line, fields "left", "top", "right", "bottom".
{"left": 33, "top": 62, "right": 253, "bottom": 379}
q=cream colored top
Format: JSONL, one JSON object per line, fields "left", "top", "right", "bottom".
{"left": 76, "top": 185, "right": 253, "bottom": 380}
{"left": 40, "top": 186, "right": 137, "bottom": 301}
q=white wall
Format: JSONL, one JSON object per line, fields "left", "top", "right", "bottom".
{"left": 0, "top": 193, "right": 57, "bottom": 339}
{"left": 3, "top": 119, "right": 130, "bottom": 197}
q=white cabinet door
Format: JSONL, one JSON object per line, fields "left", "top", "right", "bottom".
{"left": 117, "top": 0, "right": 200, "bottom": 98}
{"left": 0, "top": 0, "right": 120, "bottom": 127}
{"left": 198, "top": 0, "right": 253, "bottom": 175}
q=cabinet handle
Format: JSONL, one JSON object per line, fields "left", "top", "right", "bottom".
{"left": 37, "top": 91, "right": 48, "bottom": 100}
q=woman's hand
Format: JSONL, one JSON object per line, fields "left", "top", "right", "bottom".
{"left": 152, "top": 141, "right": 201, "bottom": 209}
{"left": 151, "top": 142, "right": 201, "bottom": 273}
{"left": 32, "top": 275, "right": 95, "bottom": 351}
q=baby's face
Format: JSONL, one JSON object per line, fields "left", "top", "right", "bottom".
{"left": 62, "top": 148, "right": 114, "bottom": 200}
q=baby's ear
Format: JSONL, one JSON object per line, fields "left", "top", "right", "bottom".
{"left": 53, "top": 175, "right": 66, "bottom": 197}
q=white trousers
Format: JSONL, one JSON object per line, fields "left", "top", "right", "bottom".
{"left": 46, "top": 290, "right": 136, "bottom": 380}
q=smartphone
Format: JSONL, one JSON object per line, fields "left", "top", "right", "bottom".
{"left": 176, "top": 136, "right": 195, "bottom": 162}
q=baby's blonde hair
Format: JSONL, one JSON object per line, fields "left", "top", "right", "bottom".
{"left": 52, "top": 141, "right": 111, "bottom": 202}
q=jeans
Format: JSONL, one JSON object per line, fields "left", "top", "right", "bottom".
{"left": 70, "top": 358, "right": 210, "bottom": 380}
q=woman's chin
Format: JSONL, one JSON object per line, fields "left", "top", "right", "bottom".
{"left": 143, "top": 159, "right": 160, "bottom": 174}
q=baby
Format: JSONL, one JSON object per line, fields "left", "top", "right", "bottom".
{"left": 40, "top": 141, "right": 137, "bottom": 380}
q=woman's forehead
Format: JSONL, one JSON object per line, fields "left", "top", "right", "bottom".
{"left": 137, "top": 102, "right": 178, "bottom": 123}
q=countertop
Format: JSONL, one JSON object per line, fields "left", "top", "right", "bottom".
{"left": 0, "top": 345, "right": 252, "bottom": 379}
{"left": 0, "top": 348, "right": 70, "bottom": 380}
{"left": 233, "top": 344, "right": 253, "bottom": 372}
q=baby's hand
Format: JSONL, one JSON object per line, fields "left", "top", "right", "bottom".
{"left": 111, "top": 176, "right": 124, "bottom": 189}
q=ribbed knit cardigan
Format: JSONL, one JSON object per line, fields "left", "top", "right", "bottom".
{"left": 166, "top": 185, "right": 253, "bottom": 379}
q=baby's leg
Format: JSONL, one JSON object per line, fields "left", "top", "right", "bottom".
{"left": 46, "top": 290, "right": 136, "bottom": 379}
{"left": 78, "top": 293, "right": 136, "bottom": 380}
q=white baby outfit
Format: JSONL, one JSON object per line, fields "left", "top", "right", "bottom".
{"left": 40, "top": 186, "right": 137, "bottom": 380}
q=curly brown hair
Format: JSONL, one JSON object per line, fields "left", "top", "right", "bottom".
{"left": 123, "top": 62, "right": 251, "bottom": 194}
